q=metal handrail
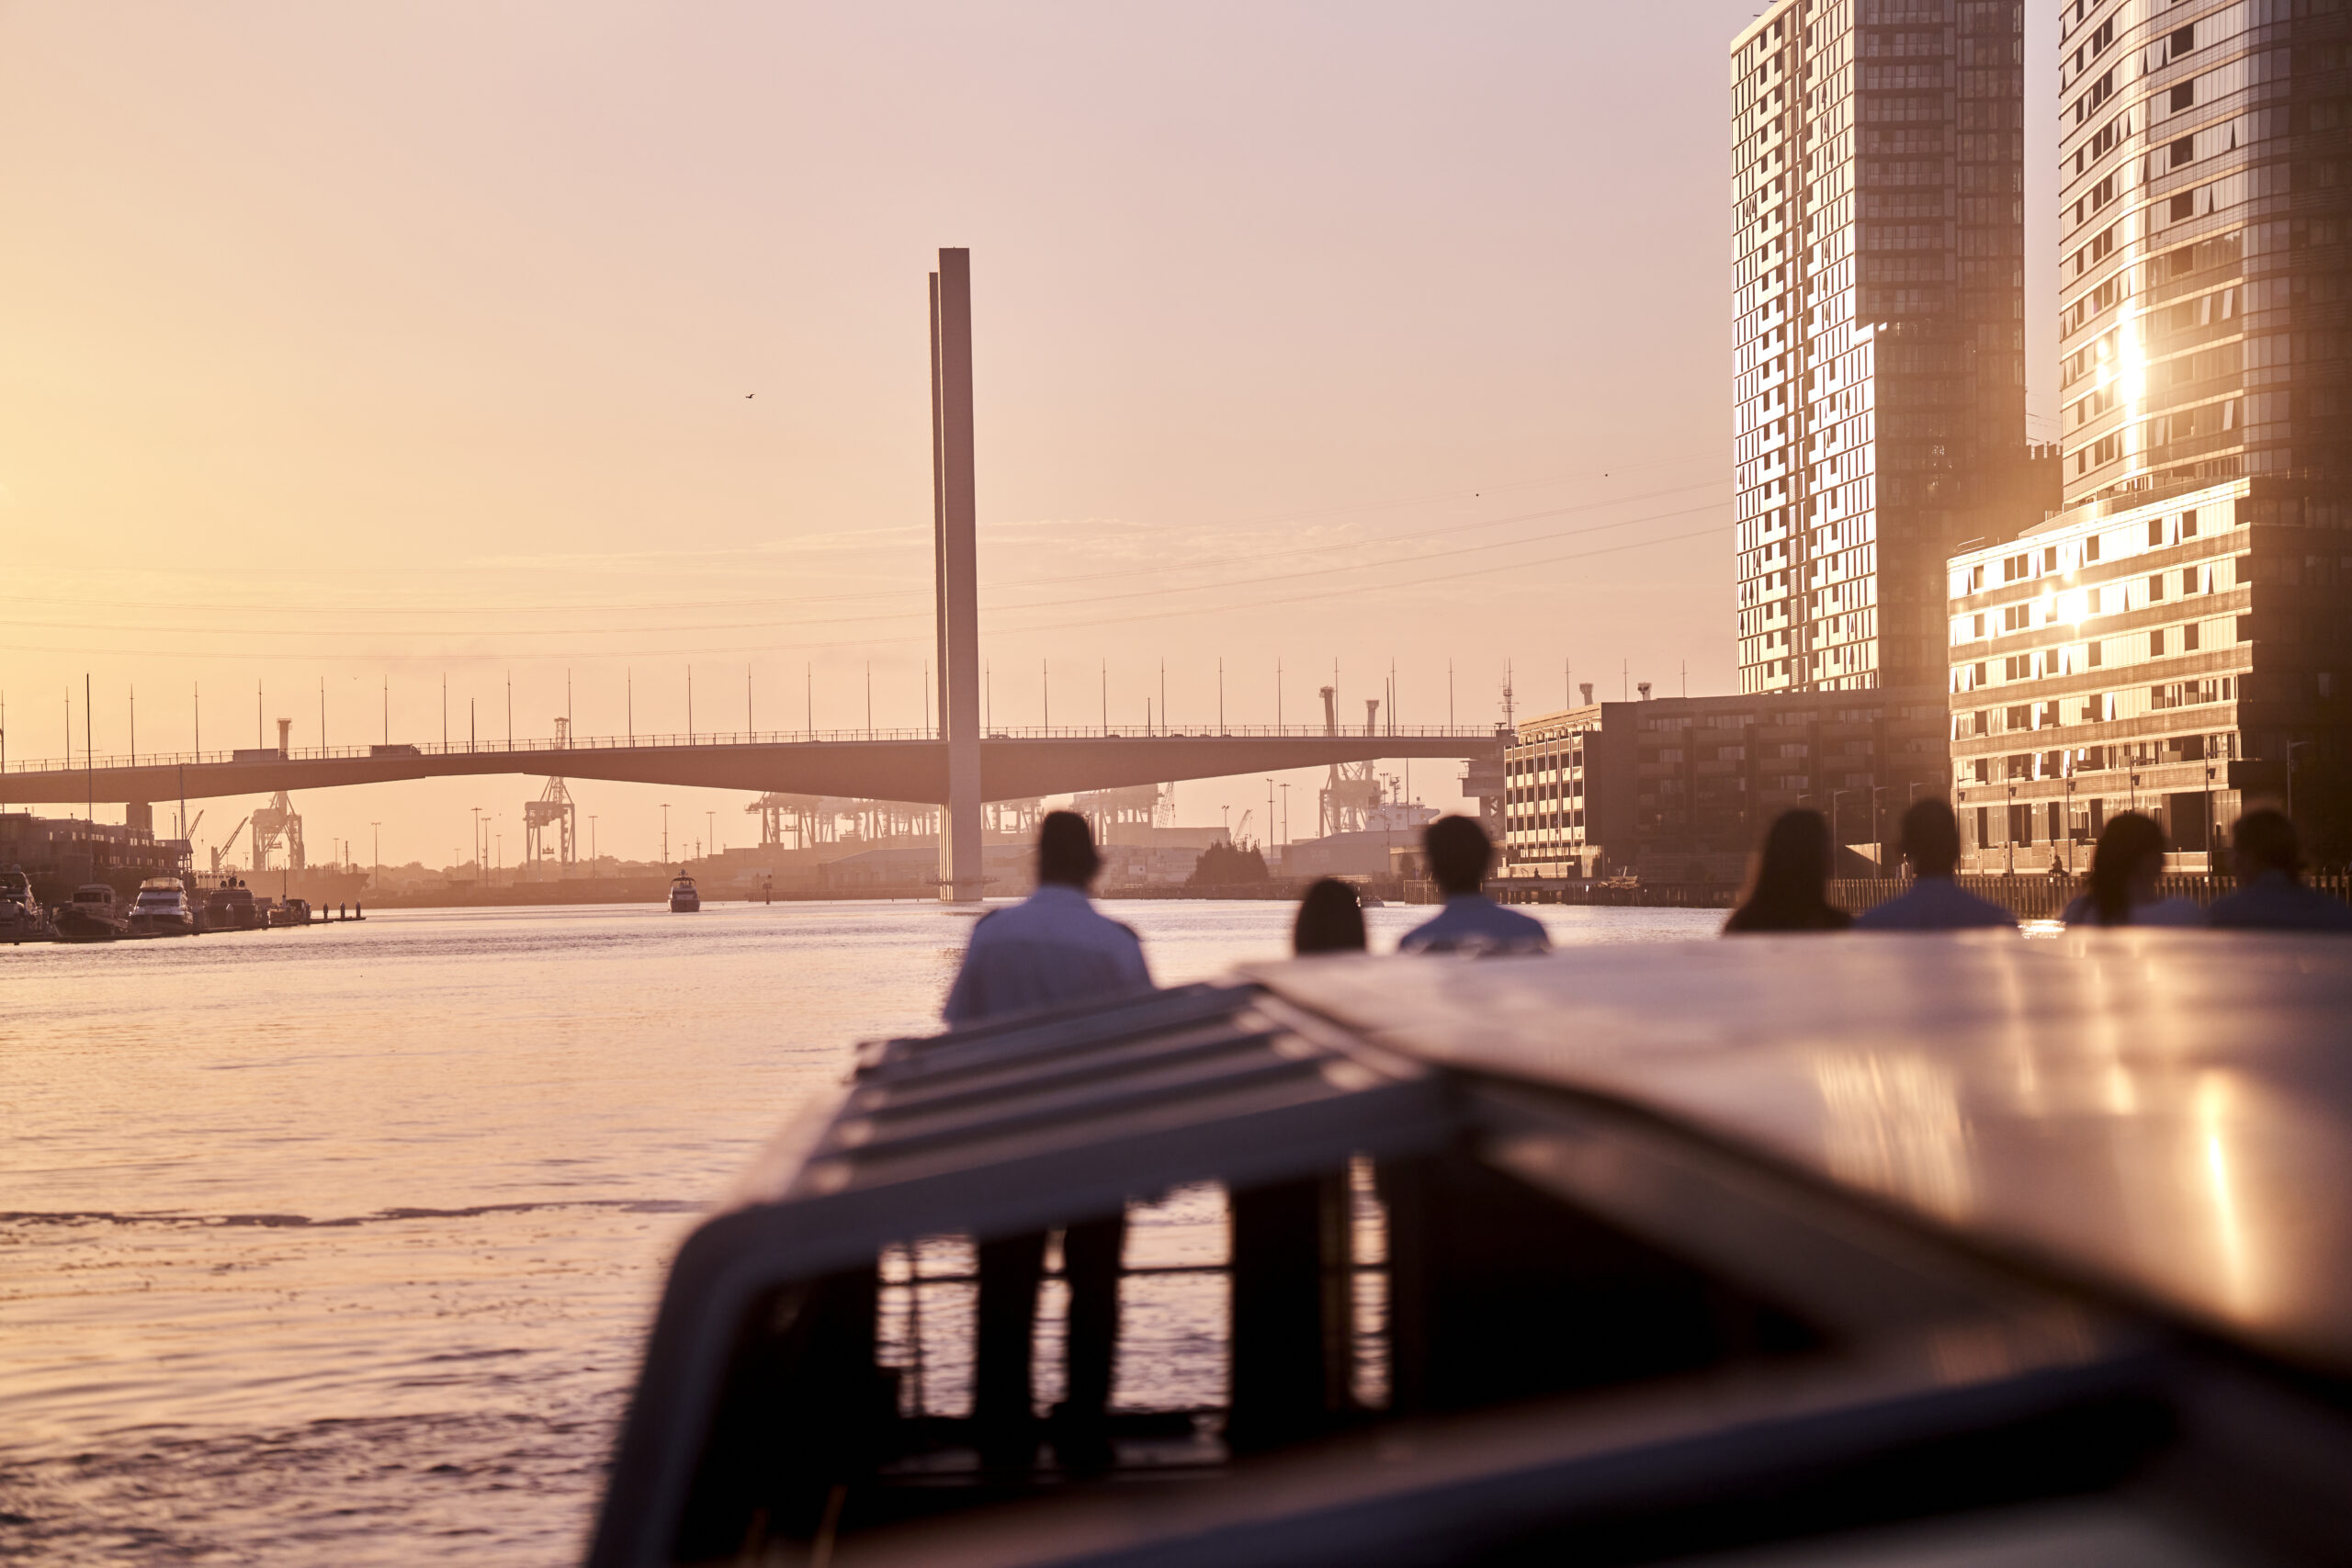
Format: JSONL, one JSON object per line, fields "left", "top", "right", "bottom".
{"left": 0, "top": 722, "right": 1506, "bottom": 775}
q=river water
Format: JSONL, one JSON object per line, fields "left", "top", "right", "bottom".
{"left": 0, "top": 897, "right": 1720, "bottom": 1564}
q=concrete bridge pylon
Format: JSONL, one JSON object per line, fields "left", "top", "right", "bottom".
{"left": 933, "top": 248, "right": 984, "bottom": 901}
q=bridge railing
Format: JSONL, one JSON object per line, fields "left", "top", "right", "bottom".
{"left": 0, "top": 722, "right": 1507, "bottom": 776}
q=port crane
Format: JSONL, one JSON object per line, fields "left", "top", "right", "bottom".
{"left": 209, "top": 816, "right": 251, "bottom": 874}
{"left": 251, "top": 791, "right": 305, "bottom": 873}
{"left": 1317, "top": 686, "right": 1386, "bottom": 836}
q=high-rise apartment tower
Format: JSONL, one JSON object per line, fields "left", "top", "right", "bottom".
{"left": 2059, "top": 0, "right": 2352, "bottom": 503}
{"left": 1732, "top": 0, "right": 2030, "bottom": 695}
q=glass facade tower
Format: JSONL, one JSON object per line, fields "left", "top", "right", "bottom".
{"left": 2058, "top": 0, "right": 2352, "bottom": 505}
{"left": 1733, "top": 0, "right": 2030, "bottom": 696}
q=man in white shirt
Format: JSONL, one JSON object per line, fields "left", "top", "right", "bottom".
{"left": 940, "top": 809, "right": 1152, "bottom": 1472}
{"left": 1398, "top": 816, "right": 1551, "bottom": 954}
{"left": 943, "top": 811, "right": 1152, "bottom": 1024}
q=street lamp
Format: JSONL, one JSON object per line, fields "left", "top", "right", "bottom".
{"left": 2064, "top": 779, "right": 2077, "bottom": 877}
{"left": 470, "top": 807, "right": 482, "bottom": 881}
{"left": 2005, "top": 782, "right": 2017, "bottom": 875}
{"left": 370, "top": 821, "right": 380, "bottom": 891}
{"left": 661, "top": 803, "right": 672, "bottom": 866}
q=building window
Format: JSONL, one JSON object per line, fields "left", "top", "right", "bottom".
{"left": 2170, "top": 82, "right": 2194, "bottom": 113}
{"left": 2183, "top": 623, "right": 2200, "bottom": 652}
{"left": 2150, "top": 628, "right": 2166, "bottom": 657}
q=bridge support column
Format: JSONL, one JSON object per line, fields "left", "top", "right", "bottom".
{"left": 934, "top": 248, "right": 985, "bottom": 901}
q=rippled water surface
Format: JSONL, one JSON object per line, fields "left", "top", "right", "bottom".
{"left": 0, "top": 897, "right": 1719, "bottom": 1563}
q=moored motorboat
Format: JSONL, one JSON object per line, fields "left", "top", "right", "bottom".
{"left": 203, "top": 882, "right": 262, "bottom": 932}
{"left": 126, "top": 877, "right": 198, "bottom": 938}
{"left": 667, "top": 872, "right": 700, "bottom": 913}
{"left": 52, "top": 884, "right": 125, "bottom": 942}
{"left": 0, "top": 868, "right": 48, "bottom": 942}
{"left": 266, "top": 897, "right": 314, "bottom": 928}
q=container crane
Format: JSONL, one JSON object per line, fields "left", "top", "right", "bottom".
{"left": 209, "top": 816, "right": 251, "bottom": 874}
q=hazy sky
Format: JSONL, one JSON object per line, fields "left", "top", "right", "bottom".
{"left": 0, "top": 3, "right": 2058, "bottom": 867}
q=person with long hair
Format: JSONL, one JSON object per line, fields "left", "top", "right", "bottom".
{"left": 1293, "top": 877, "right": 1368, "bottom": 954}
{"left": 1724, "top": 809, "right": 1852, "bottom": 933}
{"left": 2062, "top": 812, "right": 2205, "bottom": 927}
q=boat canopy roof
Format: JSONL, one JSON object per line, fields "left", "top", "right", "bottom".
{"left": 1250, "top": 931, "right": 2352, "bottom": 1377}
{"left": 590, "top": 931, "right": 2352, "bottom": 1568}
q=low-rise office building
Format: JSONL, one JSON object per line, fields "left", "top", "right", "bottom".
{"left": 1501, "top": 690, "right": 1947, "bottom": 884}
{"left": 1945, "top": 478, "right": 2352, "bottom": 872}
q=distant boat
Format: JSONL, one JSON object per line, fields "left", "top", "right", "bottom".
{"left": 203, "top": 883, "right": 262, "bottom": 932}
{"left": 668, "top": 872, "right": 701, "bottom": 914}
{"left": 53, "top": 884, "right": 125, "bottom": 942}
{"left": 267, "top": 897, "right": 315, "bottom": 929}
{"left": 126, "top": 877, "right": 198, "bottom": 938}
{"left": 0, "top": 869, "right": 49, "bottom": 942}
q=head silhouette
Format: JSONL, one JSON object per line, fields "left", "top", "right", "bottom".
{"left": 1036, "top": 810, "right": 1101, "bottom": 889}
{"left": 2232, "top": 808, "right": 2301, "bottom": 881}
{"left": 2086, "top": 811, "right": 2166, "bottom": 925}
{"left": 1423, "top": 816, "right": 1494, "bottom": 897}
{"left": 1898, "top": 799, "right": 1963, "bottom": 879}
{"left": 1293, "top": 877, "right": 1367, "bottom": 955}
{"left": 1724, "top": 808, "right": 1849, "bottom": 932}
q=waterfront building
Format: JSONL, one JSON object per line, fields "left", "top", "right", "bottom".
{"left": 0, "top": 810, "right": 190, "bottom": 904}
{"left": 1731, "top": 0, "right": 2030, "bottom": 696}
{"left": 1947, "top": 480, "right": 2352, "bottom": 872}
{"left": 1500, "top": 690, "right": 1946, "bottom": 884}
{"left": 1940, "top": 0, "right": 2352, "bottom": 870}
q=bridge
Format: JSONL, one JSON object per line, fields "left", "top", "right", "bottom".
{"left": 12, "top": 248, "right": 1506, "bottom": 895}
{"left": 0, "top": 723, "right": 1502, "bottom": 814}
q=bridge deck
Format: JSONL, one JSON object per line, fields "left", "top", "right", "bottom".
{"left": 0, "top": 728, "right": 1506, "bottom": 807}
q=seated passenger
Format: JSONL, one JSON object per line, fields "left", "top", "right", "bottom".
{"left": 1293, "top": 877, "right": 1368, "bottom": 954}
{"left": 943, "top": 811, "right": 1153, "bottom": 1024}
{"left": 1854, "top": 800, "right": 2015, "bottom": 931}
{"left": 1724, "top": 809, "right": 1852, "bottom": 933}
{"left": 2063, "top": 812, "right": 2205, "bottom": 928}
{"left": 2206, "top": 809, "right": 2352, "bottom": 932}
{"left": 1397, "top": 817, "right": 1550, "bottom": 954}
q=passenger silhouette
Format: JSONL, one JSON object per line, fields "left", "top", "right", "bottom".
{"left": 2206, "top": 809, "right": 2352, "bottom": 931}
{"left": 943, "top": 811, "right": 1151, "bottom": 1022}
{"left": 2063, "top": 812, "right": 2203, "bottom": 927}
{"left": 1724, "top": 809, "right": 1852, "bottom": 932}
{"left": 1293, "top": 877, "right": 1367, "bottom": 954}
{"left": 939, "top": 809, "right": 1151, "bottom": 1474}
{"left": 1854, "top": 799, "right": 2014, "bottom": 931}
{"left": 1397, "top": 816, "right": 1549, "bottom": 953}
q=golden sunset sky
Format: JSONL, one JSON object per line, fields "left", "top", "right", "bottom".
{"left": 0, "top": 3, "right": 2059, "bottom": 866}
